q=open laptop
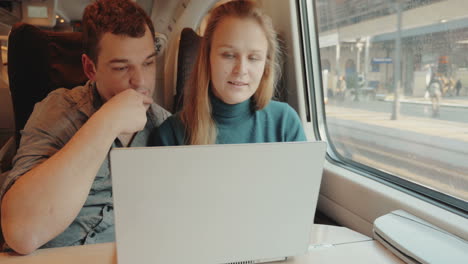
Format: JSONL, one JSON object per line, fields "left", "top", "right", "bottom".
{"left": 110, "top": 141, "right": 327, "bottom": 264}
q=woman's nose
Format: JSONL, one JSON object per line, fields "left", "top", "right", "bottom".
{"left": 233, "top": 58, "right": 247, "bottom": 75}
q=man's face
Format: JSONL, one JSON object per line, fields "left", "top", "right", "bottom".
{"left": 90, "top": 27, "right": 156, "bottom": 106}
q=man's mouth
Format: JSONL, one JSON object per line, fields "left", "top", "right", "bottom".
{"left": 136, "top": 88, "right": 150, "bottom": 96}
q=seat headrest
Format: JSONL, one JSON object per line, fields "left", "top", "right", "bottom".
{"left": 7, "top": 23, "right": 87, "bottom": 135}
{"left": 174, "top": 28, "right": 201, "bottom": 112}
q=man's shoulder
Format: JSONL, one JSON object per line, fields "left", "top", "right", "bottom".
{"left": 41, "top": 82, "right": 91, "bottom": 108}
{"left": 26, "top": 83, "right": 93, "bottom": 128}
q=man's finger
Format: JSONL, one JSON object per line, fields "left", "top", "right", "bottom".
{"left": 142, "top": 95, "right": 154, "bottom": 105}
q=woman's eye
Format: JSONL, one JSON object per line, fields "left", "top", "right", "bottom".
{"left": 249, "top": 56, "right": 260, "bottom": 61}
{"left": 222, "top": 53, "right": 235, "bottom": 59}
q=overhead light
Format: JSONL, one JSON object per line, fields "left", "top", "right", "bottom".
{"left": 56, "top": 15, "right": 59, "bottom": 19}
{"left": 440, "top": 19, "right": 447, "bottom": 23}
{"left": 60, "top": 19, "right": 64, "bottom": 23}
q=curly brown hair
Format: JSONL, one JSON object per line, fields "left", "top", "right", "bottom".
{"left": 82, "top": 0, "right": 156, "bottom": 63}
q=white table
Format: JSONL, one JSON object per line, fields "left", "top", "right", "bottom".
{"left": 0, "top": 224, "right": 404, "bottom": 264}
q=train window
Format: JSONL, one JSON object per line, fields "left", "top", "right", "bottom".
{"left": 305, "top": 0, "right": 467, "bottom": 211}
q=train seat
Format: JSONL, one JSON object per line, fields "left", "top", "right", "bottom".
{"left": 173, "top": 27, "right": 201, "bottom": 112}
{"left": 7, "top": 23, "right": 86, "bottom": 148}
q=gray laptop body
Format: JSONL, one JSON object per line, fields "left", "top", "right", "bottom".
{"left": 111, "top": 141, "right": 326, "bottom": 264}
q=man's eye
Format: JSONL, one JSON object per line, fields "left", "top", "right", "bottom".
{"left": 113, "top": 66, "right": 128, "bottom": 71}
{"left": 249, "top": 56, "right": 261, "bottom": 61}
{"left": 144, "top": 60, "right": 155, "bottom": 67}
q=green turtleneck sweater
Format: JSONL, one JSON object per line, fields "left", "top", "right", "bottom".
{"left": 153, "top": 94, "right": 306, "bottom": 146}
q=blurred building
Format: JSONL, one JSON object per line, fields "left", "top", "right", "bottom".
{"left": 315, "top": 0, "right": 468, "bottom": 96}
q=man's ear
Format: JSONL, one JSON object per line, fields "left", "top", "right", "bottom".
{"left": 82, "top": 54, "right": 97, "bottom": 81}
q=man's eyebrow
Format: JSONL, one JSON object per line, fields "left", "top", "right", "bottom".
{"left": 108, "top": 58, "right": 128, "bottom": 64}
{"left": 146, "top": 52, "right": 157, "bottom": 59}
{"left": 107, "top": 52, "right": 157, "bottom": 64}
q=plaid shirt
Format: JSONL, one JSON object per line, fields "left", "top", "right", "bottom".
{"left": 0, "top": 81, "right": 170, "bottom": 249}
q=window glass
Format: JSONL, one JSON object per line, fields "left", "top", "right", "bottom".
{"left": 0, "top": 38, "right": 15, "bottom": 153}
{"left": 314, "top": 0, "right": 468, "bottom": 204}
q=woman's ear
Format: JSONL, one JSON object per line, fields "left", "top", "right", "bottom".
{"left": 82, "top": 54, "right": 97, "bottom": 81}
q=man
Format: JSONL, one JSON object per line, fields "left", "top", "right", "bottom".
{"left": 455, "top": 79, "right": 462, "bottom": 96}
{"left": 0, "top": 0, "right": 170, "bottom": 254}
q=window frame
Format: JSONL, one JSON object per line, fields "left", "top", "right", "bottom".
{"left": 297, "top": 0, "right": 467, "bottom": 216}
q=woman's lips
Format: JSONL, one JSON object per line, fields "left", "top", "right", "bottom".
{"left": 228, "top": 81, "right": 248, "bottom": 86}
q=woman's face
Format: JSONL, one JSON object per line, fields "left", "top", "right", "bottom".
{"left": 209, "top": 16, "right": 268, "bottom": 105}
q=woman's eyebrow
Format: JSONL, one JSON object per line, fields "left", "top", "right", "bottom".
{"left": 216, "top": 44, "right": 264, "bottom": 53}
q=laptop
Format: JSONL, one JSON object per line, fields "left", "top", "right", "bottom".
{"left": 110, "top": 141, "right": 327, "bottom": 264}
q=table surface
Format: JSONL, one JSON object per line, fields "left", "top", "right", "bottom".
{"left": 0, "top": 224, "right": 404, "bottom": 264}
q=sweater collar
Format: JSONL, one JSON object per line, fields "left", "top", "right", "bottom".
{"left": 210, "top": 89, "right": 253, "bottom": 125}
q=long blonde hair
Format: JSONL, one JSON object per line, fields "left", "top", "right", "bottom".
{"left": 180, "top": 0, "right": 281, "bottom": 145}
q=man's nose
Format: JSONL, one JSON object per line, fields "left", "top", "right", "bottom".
{"left": 130, "top": 67, "right": 145, "bottom": 88}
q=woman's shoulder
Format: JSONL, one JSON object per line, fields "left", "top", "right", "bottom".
{"left": 262, "top": 100, "right": 298, "bottom": 116}
{"left": 153, "top": 113, "right": 187, "bottom": 146}
{"left": 260, "top": 100, "right": 306, "bottom": 141}
{"left": 259, "top": 100, "right": 302, "bottom": 127}
{"left": 159, "top": 113, "right": 183, "bottom": 130}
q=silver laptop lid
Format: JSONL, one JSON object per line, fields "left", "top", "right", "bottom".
{"left": 111, "top": 141, "right": 326, "bottom": 264}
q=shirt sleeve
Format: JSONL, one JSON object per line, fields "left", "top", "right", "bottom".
{"left": 0, "top": 91, "right": 85, "bottom": 199}
{"left": 148, "top": 103, "right": 172, "bottom": 126}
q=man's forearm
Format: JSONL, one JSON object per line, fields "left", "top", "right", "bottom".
{"left": 1, "top": 111, "right": 119, "bottom": 255}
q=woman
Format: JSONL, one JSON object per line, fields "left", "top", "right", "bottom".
{"left": 427, "top": 75, "right": 442, "bottom": 118}
{"left": 154, "top": 0, "right": 306, "bottom": 145}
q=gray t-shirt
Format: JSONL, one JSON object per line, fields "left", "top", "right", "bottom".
{"left": 0, "top": 81, "right": 170, "bottom": 249}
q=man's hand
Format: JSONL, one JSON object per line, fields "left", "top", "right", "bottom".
{"left": 97, "top": 89, "right": 154, "bottom": 136}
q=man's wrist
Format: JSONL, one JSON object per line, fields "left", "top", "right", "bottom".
{"left": 87, "top": 108, "right": 121, "bottom": 139}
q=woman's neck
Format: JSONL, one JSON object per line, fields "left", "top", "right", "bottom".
{"left": 209, "top": 90, "right": 253, "bottom": 125}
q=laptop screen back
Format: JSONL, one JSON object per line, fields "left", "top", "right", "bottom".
{"left": 111, "top": 141, "right": 326, "bottom": 264}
